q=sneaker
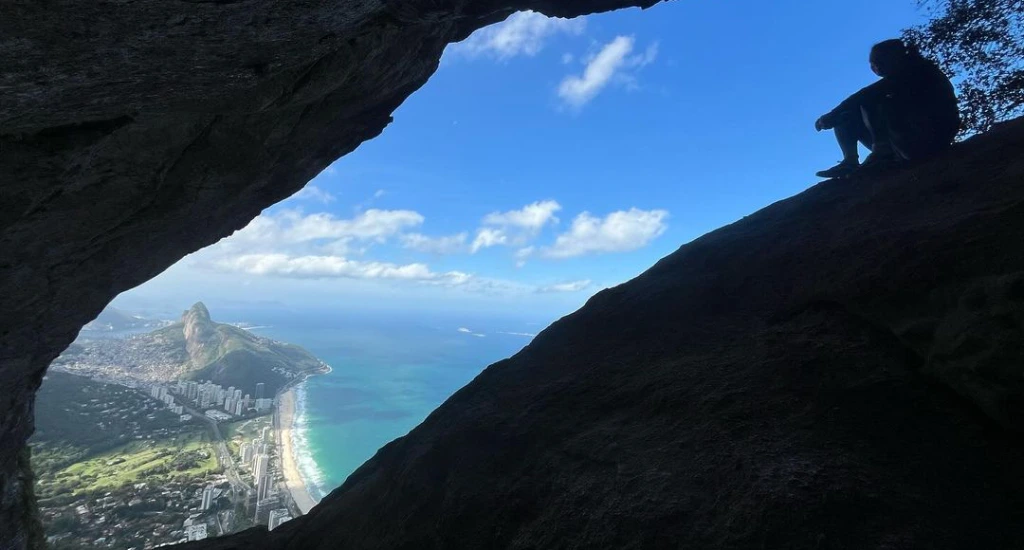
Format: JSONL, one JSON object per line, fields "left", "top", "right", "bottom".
{"left": 815, "top": 160, "right": 859, "bottom": 179}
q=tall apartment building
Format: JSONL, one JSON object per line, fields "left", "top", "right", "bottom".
{"left": 201, "top": 485, "right": 215, "bottom": 511}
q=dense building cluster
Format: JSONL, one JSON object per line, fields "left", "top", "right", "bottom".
{"left": 241, "top": 425, "right": 293, "bottom": 528}
{"left": 147, "top": 380, "right": 275, "bottom": 421}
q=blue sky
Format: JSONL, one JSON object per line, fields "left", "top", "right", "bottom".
{"left": 117, "top": 0, "right": 923, "bottom": 321}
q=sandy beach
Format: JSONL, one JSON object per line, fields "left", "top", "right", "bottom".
{"left": 277, "top": 388, "right": 318, "bottom": 515}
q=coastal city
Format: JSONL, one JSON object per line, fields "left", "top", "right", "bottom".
{"left": 148, "top": 378, "right": 299, "bottom": 541}
{"left": 31, "top": 303, "right": 329, "bottom": 548}
{"left": 34, "top": 372, "right": 309, "bottom": 548}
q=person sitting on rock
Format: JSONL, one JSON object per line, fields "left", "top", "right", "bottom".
{"left": 814, "top": 38, "right": 960, "bottom": 179}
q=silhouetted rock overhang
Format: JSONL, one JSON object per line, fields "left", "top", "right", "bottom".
{"left": 0, "top": 1, "right": 662, "bottom": 548}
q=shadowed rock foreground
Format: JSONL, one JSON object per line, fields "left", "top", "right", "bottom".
{"left": 175, "top": 120, "right": 1024, "bottom": 549}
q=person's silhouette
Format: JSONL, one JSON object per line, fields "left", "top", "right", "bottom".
{"left": 815, "top": 39, "right": 959, "bottom": 179}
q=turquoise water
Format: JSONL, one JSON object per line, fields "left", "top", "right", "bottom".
{"left": 236, "top": 308, "right": 542, "bottom": 501}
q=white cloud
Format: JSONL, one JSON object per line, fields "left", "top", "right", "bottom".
{"left": 457, "top": 327, "right": 472, "bottom": 333}
{"left": 401, "top": 232, "right": 468, "bottom": 254}
{"left": 514, "top": 246, "right": 535, "bottom": 268}
{"left": 558, "top": 35, "right": 658, "bottom": 108}
{"left": 482, "top": 200, "right": 561, "bottom": 232}
{"left": 451, "top": 11, "right": 586, "bottom": 60}
{"left": 498, "top": 331, "right": 538, "bottom": 337}
{"left": 632, "top": 42, "right": 659, "bottom": 68}
{"left": 544, "top": 208, "right": 668, "bottom": 258}
{"left": 228, "top": 209, "right": 423, "bottom": 248}
{"left": 211, "top": 253, "right": 470, "bottom": 284}
{"left": 291, "top": 185, "right": 336, "bottom": 204}
{"left": 354, "top": 189, "right": 388, "bottom": 212}
{"left": 537, "top": 280, "right": 592, "bottom": 293}
{"left": 562, "top": 53, "right": 575, "bottom": 64}
{"left": 471, "top": 228, "right": 509, "bottom": 253}
{"left": 472, "top": 200, "right": 561, "bottom": 254}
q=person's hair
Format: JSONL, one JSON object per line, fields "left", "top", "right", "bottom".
{"left": 871, "top": 38, "right": 925, "bottom": 64}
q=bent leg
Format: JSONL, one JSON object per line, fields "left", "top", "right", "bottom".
{"left": 861, "top": 102, "right": 897, "bottom": 159}
{"left": 832, "top": 109, "right": 873, "bottom": 163}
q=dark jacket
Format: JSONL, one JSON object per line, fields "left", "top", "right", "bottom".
{"left": 826, "top": 56, "right": 959, "bottom": 135}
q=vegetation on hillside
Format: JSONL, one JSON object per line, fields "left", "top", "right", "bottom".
{"left": 31, "top": 371, "right": 196, "bottom": 471}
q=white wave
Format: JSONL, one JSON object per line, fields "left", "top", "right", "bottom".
{"left": 289, "top": 383, "right": 329, "bottom": 502}
{"left": 498, "top": 331, "right": 537, "bottom": 338}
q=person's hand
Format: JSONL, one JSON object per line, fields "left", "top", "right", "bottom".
{"left": 815, "top": 114, "right": 833, "bottom": 132}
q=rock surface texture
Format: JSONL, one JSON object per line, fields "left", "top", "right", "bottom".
{"left": 183, "top": 119, "right": 1024, "bottom": 550}
{"left": 0, "top": 1, "right": 659, "bottom": 548}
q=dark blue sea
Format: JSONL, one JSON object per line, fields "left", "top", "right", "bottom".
{"left": 214, "top": 306, "right": 548, "bottom": 502}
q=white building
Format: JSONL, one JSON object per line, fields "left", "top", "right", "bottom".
{"left": 200, "top": 485, "right": 215, "bottom": 511}
{"left": 240, "top": 443, "right": 254, "bottom": 466}
{"left": 185, "top": 524, "right": 207, "bottom": 541}
{"left": 257, "top": 473, "right": 271, "bottom": 501}
{"left": 204, "top": 409, "right": 232, "bottom": 422}
{"left": 253, "top": 454, "right": 268, "bottom": 480}
{"left": 268, "top": 509, "right": 292, "bottom": 530}
{"left": 235, "top": 400, "right": 244, "bottom": 416}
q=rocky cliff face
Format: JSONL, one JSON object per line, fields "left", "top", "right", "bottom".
{"left": 0, "top": 1, "right": 659, "bottom": 548}
{"left": 182, "top": 302, "right": 219, "bottom": 369}
{"left": 179, "top": 119, "right": 1024, "bottom": 549}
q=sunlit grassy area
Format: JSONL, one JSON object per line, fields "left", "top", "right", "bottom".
{"left": 36, "top": 432, "right": 220, "bottom": 497}
{"left": 223, "top": 416, "right": 273, "bottom": 457}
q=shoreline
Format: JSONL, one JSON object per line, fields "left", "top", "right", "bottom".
{"left": 276, "top": 386, "right": 318, "bottom": 515}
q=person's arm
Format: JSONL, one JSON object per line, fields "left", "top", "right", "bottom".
{"left": 817, "top": 78, "right": 892, "bottom": 130}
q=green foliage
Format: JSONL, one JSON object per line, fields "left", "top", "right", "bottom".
{"left": 35, "top": 433, "right": 219, "bottom": 498}
{"left": 904, "top": 0, "right": 1024, "bottom": 134}
{"left": 31, "top": 371, "right": 188, "bottom": 469}
{"left": 223, "top": 416, "right": 273, "bottom": 456}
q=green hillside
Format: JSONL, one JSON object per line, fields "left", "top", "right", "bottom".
{"left": 159, "top": 302, "right": 327, "bottom": 395}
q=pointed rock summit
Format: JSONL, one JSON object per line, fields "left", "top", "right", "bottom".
{"left": 181, "top": 302, "right": 218, "bottom": 368}
{"left": 183, "top": 302, "right": 211, "bottom": 322}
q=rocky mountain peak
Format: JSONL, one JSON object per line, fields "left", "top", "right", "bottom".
{"left": 183, "top": 302, "right": 211, "bottom": 323}
{"left": 181, "top": 302, "right": 217, "bottom": 368}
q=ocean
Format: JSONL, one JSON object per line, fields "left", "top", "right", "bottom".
{"left": 230, "top": 307, "right": 546, "bottom": 502}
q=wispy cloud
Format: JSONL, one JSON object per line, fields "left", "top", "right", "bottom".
{"left": 537, "top": 280, "right": 592, "bottom": 293}
{"left": 354, "top": 189, "right": 387, "bottom": 212}
{"left": 211, "top": 253, "right": 470, "bottom": 283}
{"left": 471, "top": 227, "right": 509, "bottom": 253}
{"left": 291, "top": 185, "right": 336, "bottom": 204}
{"left": 225, "top": 209, "right": 423, "bottom": 250}
{"left": 450, "top": 11, "right": 586, "bottom": 60}
{"left": 558, "top": 36, "right": 659, "bottom": 109}
{"left": 514, "top": 246, "right": 535, "bottom": 268}
{"left": 544, "top": 208, "right": 668, "bottom": 258}
{"left": 401, "top": 232, "right": 469, "bottom": 255}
